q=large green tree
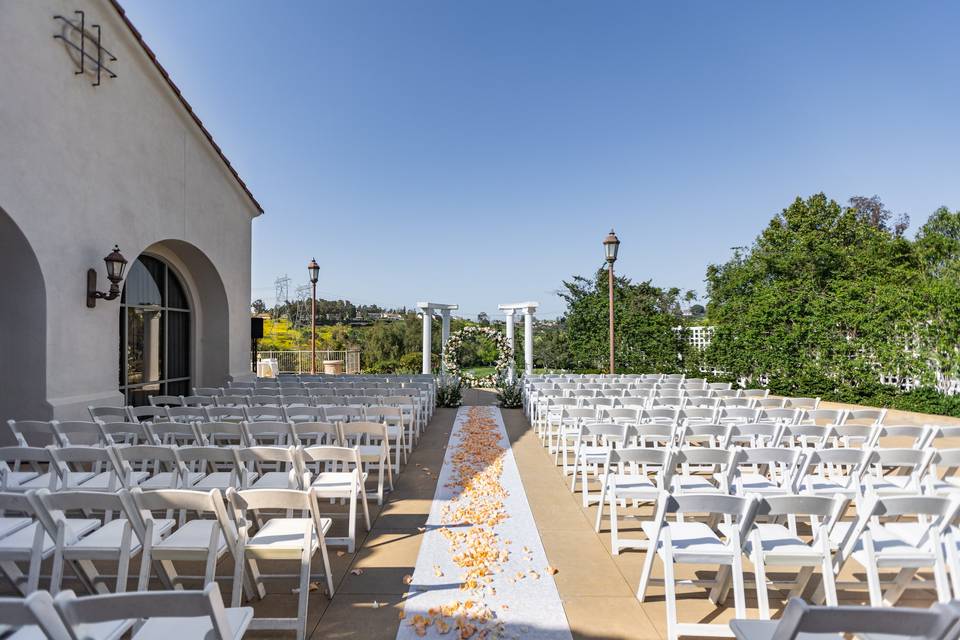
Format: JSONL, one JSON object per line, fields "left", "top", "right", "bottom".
{"left": 704, "top": 193, "right": 923, "bottom": 397}
{"left": 560, "top": 269, "right": 689, "bottom": 373}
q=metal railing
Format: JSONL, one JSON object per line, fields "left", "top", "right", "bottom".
{"left": 254, "top": 350, "right": 361, "bottom": 374}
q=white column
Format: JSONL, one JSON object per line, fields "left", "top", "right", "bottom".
{"left": 504, "top": 309, "right": 516, "bottom": 382}
{"left": 523, "top": 308, "right": 534, "bottom": 376}
{"left": 440, "top": 309, "right": 451, "bottom": 373}
{"left": 421, "top": 310, "right": 432, "bottom": 375}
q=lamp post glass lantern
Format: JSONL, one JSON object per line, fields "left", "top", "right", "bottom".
{"left": 603, "top": 230, "right": 620, "bottom": 374}
{"left": 308, "top": 258, "right": 319, "bottom": 374}
{"left": 86, "top": 244, "right": 129, "bottom": 308}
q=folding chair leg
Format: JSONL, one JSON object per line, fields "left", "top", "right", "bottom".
{"left": 231, "top": 545, "right": 245, "bottom": 607}
{"left": 820, "top": 533, "right": 838, "bottom": 606}
{"left": 731, "top": 554, "right": 747, "bottom": 619}
{"left": 347, "top": 491, "right": 357, "bottom": 553}
{"left": 636, "top": 539, "right": 657, "bottom": 601}
{"left": 751, "top": 542, "right": 769, "bottom": 619}
{"left": 297, "top": 547, "right": 311, "bottom": 640}
{"left": 662, "top": 551, "right": 678, "bottom": 640}
{"left": 595, "top": 477, "right": 609, "bottom": 532}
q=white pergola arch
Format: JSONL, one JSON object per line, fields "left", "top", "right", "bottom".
{"left": 499, "top": 302, "right": 538, "bottom": 380}
{"left": 416, "top": 302, "right": 458, "bottom": 374}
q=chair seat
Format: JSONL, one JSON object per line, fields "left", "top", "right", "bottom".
{"left": 729, "top": 618, "right": 840, "bottom": 640}
{"left": 641, "top": 520, "right": 735, "bottom": 563}
{"left": 802, "top": 476, "right": 858, "bottom": 496}
{"left": 861, "top": 476, "right": 919, "bottom": 495}
{"left": 14, "top": 620, "right": 134, "bottom": 640}
{"left": 2, "top": 471, "right": 40, "bottom": 489}
{"left": 927, "top": 478, "right": 960, "bottom": 496}
{"left": 605, "top": 474, "right": 658, "bottom": 498}
{"left": 850, "top": 524, "right": 936, "bottom": 568}
{"left": 250, "top": 471, "right": 296, "bottom": 489}
{"left": 72, "top": 471, "right": 124, "bottom": 491}
{"left": 311, "top": 472, "right": 365, "bottom": 495}
{"left": 132, "top": 606, "right": 253, "bottom": 640}
{"left": 0, "top": 520, "right": 100, "bottom": 558}
{"left": 18, "top": 471, "right": 95, "bottom": 490}
{"left": 246, "top": 517, "right": 333, "bottom": 559}
{"left": 356, "top": 445, "right": 385, "bottom": 460}
{"left": 65, "top": 518, "right": 170, "bottom": 559}
{"left": 670, "top": 476, "right": 723, "bottom": 494}
{"left": 735, "top": 473, "right": 786, "bottom": 494}
{"left": 138, "top": 471, "right": 205, "bottom": 490}
{"left": 154, "top": 520, "right": 228, "bottom": 557}
{"left": 191, "top": 471, "right": 257, "bottom": 491}
{"left": 739, "top": 523, "right": 824, "bottom": 564}
{"left": 0, "top": 517, "right": 32, "bottom": 540}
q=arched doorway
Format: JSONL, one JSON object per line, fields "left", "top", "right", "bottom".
{"left": 0, "top": 208, "right": 48, "bottom": 424}
{"left": 119, "top": 254, "right": 192, "bottom": 405}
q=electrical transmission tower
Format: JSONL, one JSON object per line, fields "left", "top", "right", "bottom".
{"left": 273, "top": 275, "right": 290, "bottom": 314}
{"left": 292, "top": 284, "right": 311, "bottom": 329}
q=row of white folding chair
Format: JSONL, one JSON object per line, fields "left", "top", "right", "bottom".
{"left": 4, "top": 426, "right": 391, "bottom": 509}
{"left": 632, "top": 491, "right": 960, "bottom": 639}
{"left": 0, "top": 485, "right": 337, "bottom": 639}
{"left": 0, "top": 583, "right": 252, "bottom": 640}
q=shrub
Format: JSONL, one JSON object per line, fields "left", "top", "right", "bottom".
{"left": 436, "top": 378, "right": 463, "bottom": 408}
{"left": 495, "top": 376, "right": 523, "bottom": 408}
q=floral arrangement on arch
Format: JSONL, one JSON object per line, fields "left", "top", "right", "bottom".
{"left": 442, "top": 325, "right": 514, "bottom": 388}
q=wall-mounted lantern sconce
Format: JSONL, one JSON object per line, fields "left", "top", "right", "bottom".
{"left": 86, "top": 245, "right": 128, "bottom": 307}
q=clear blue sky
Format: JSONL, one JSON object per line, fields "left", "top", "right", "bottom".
{"left": 121, "top": 0, "right": 960, "bottom": 319}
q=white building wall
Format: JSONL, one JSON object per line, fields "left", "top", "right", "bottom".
{"left": 0, "top": 0, "right": 260, "bottom": 421}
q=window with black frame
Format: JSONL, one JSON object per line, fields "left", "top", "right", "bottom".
{"left": 118, "top": 255, "right": 191, "bottom": 405}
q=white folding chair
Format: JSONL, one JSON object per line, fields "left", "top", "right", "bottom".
{"left": 725, "top": 447, "right": 803, "bottom": 496}
{"left": 31, "top": 489, "right": 153, "bottom": 595}
{"left": 227, "top": 488, "right": 334, "bottom": 640}
{"left": 833, "top": 494, "right": 954, "bottom": 606}
{"left": 287, "top": 421, "right": 340, "bottom": 447}
{"left": 636, "top": 492, "right": 759, "bottom": 640}
{"left": 129, "top": 487, "right": 238, "bottom": 592}
{"left": 569, "top": 422, "right": 628, "bottom": 507}
{"left": 340, "top": 421, "right": 394, "bottom": 505}
{"left": 296, "top": 446, "right": 370, "bottom": 551}
{"left": 736, "top": 495, "right": 848, "bottom": 617}
{"left": 596, "top": 447, "right": 673, "bottom": 555}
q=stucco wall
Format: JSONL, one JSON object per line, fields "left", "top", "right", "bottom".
{"left": 0, "top": 0, "right": 259, "bottom": 420}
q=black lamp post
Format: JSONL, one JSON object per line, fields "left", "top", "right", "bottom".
{"left": 86, "top": 245, "right": 128, "bottom": 308}
{"left": 308, "top": 258, "right": 320, "bottom": 374}
{"left": 602, "top": 230, "right": 620, "bottom": 374}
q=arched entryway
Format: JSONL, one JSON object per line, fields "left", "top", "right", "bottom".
{"left": 0, "top": 207, "right": 48, "bottom": 423}
{"left": 119, "top": 240, "right": 230, "bottom": 405}
{"left": 118, "top": 254, "right": 193, "bottom": 405}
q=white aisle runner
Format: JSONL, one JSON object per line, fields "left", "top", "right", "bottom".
{"left": 396, "top": 405, "right": 572, "bottom": 639}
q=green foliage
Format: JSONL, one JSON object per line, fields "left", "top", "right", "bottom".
{"left": 436, "top": 379, "right": 463, "bottom": 408}
{"left": 495, "top": 376, "right": 524, "bottom": 408}
{"left": 704, "top": 194, "right": 924, "bottom": 397}
{"left": 560, "top": 269, "right": 689, "bottom": 373}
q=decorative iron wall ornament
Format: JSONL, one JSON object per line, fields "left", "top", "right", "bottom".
{"left": 53, "top": 10, "right": 117, "bottom": 86}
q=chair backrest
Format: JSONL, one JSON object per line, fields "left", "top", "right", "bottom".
{"left": 181, "top": 395, "right": 217, "bottom": 407}
{"left": 283, "top": 406, "right": 327, "bottom": 423}
{"left": 148, "top": 395, "right": 183, "bottom": 407}
{"left": 717, "top": 407, "right": 759, "bottom": 423}
{"left": 641, "top": 408, "right": 679, "bottom": 424}
{"left": 109, "top": 445, "right": 183, "bottom": 489}
{"left": 279, "top": 395, "right": 313, "bottom": 407}
{"left": 50, "top": 446, "right": 117, "bottom": 490}
{"left": 145, "top": 421, "right": 200, "bottom": 446}
{"left": 88, "top": 406, "right": 130, "bottom": 423}
{"left": 96, "top": 421, "right": 149, "bottom": 446}
{"left": 249, "top": 394, "right": 282, "bottom": 407}
{"left": 54, "top": 583, "right": 241, "bottom": 639}
{"left": 0, "top": 590, "right": 74, "bottom": 640}
{"left": 6, "top": 420, "right": 58, "bottom": 447}
{"left": 193, "top": 387, "right": 223, "bottom": 397}
{"left": 52, "top": 421, "right": 103, "bottom": 446}
{"left": 754, "top": 397, "right": 787, "bottom": 409}
{"left": 193, "top": 421, "right": 248, "bottom": 446}
{"left": 786, "top": 397, "right": 820, "bottom": 410}
{"left": 680, "top": 408, "right": 716, "bottom": 424}
{"left": 761, "top": 408, "right": 799, "bottom": 424}
{"left": 801, "top": 409, "right": 846, "bottom": 426}
{"left": 32, "top": 489, "right": 132, "bottom": 544}
{"left": 759, "top": 597, "right": 959, "bottom": 640}
{"left": 165, "top": 406, "right": 208, "bottom": 424}
{"left": 203, "top": 407, "right": 246, "bottom": 422}
{"left": 678, "top": 422, "right": 731, "bottom": 447}
{"left": 0, "top": 446, "right": 56, "bottom": 490}
{"left": 242, "top": 420, "right": 293, "bottom": 446}
{"left": 298, "top": 445, "right": 362, "bottom": 471}
{"left": 289, "top": 421, "right": 340, "bottom": 447}
{"left": 128, "top": 406, "right": 170, "bottom": 423}
{"left": 243, "top": 406, "right": 286, "bottom": 423}
{"left": 846, "top": 408, "right": 887, "bottom": 426}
